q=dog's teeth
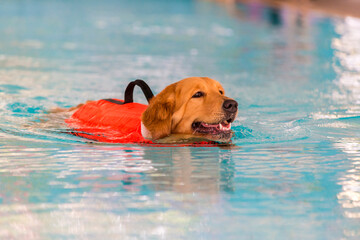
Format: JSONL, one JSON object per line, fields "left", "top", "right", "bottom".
{"left": 219, "top": 122, "right": 232, "bottom": 131}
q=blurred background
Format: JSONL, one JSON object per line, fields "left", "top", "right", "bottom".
{"left": 1, "top": 0, "right": 360, "bottom": 239}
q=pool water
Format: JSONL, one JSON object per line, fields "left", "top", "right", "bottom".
{"left": 1, "top": 0, "right": 360, "bottom": 239}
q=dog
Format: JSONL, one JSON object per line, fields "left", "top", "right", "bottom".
{"left": 141, "top": 77, "right": 238, "bottom": 143}
{"left": 52, "top": 77, "right": 238, "bottom": 143}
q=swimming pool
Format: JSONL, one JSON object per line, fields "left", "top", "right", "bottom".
{"left": 1, "top": 0, "right": 359, "bottom": 239}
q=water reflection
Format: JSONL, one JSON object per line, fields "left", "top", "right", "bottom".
{"left": 335, "top": 138, "right": 360, "bottom": 238}
{"left": 332, "top": 16, "right": 360, "bottom": 105}
{"left": 0, "top": 140, "right": 235, "bottom": 238}
{"left": 145, "top": 146, "right": 235, "bottom": 194}
{"left": 331, "top": 15, "right": 360, "bottom": 239}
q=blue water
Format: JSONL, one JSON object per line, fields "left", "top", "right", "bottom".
{"left": 1, "top": 0, "right": 360, "bottom": 239}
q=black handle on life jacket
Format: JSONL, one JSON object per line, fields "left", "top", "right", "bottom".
{"left": 124, "top": 79, "right": 154, "bottom": 104}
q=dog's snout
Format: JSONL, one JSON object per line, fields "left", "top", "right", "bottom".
{"left": 223, "top": 99, "right": 238, "bottom": 113}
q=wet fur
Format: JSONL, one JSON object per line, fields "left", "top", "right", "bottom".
{"left": 142, "top": 77, "right": 237, "bottom": 142}
{"left": 53, "top": 77, "right": 237, "bottom": 143}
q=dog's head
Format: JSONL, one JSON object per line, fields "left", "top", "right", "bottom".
{"left": 141, "top": 77, "right": 238, "bottom": 142}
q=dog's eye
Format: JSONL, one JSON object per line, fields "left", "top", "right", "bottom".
{"left": 192, "top": 91, "right": 204, "bottom": 98}
{"left": 219, "top": 90, "right": 224, "bottom": 95}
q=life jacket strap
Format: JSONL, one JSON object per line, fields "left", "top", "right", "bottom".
{"left": 124, "top": 79, "right": 154, "bottom": 104}
{"left": 102, "top": 98, "right": 124, "bottom": 105}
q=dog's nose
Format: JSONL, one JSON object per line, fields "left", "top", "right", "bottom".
{"left": 223, "top": 99, "right": 238, "bottom": 113}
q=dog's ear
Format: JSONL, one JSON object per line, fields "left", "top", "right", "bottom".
{"left": 141, "top": 83, "right": 176, "bottom": 140}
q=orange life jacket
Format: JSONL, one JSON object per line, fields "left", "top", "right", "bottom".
{"left": 65, "top": 99, "right": 152, "bottom": 143}
{"left": 65, "top": 80, "right": 218, "bottom": 146}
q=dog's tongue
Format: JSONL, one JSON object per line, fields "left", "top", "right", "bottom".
{"left": 201, "top": 122, "right": 219, "bottom": 128}
{"left": 201, "top": 122, "right": 231, "bottom": 131}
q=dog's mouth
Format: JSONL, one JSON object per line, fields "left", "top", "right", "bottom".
{"left": 192, "top": 121, "right": 232, "bottom": 133}
{"left": 191, "top": 118, "right": 234, "bottom": 142}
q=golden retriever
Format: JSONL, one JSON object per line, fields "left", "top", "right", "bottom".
{"left": 142, "top": 77, "right": 238, "bottom": 143}
{"left": 52, "top": 77, "right": 238, "bottom": 143}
